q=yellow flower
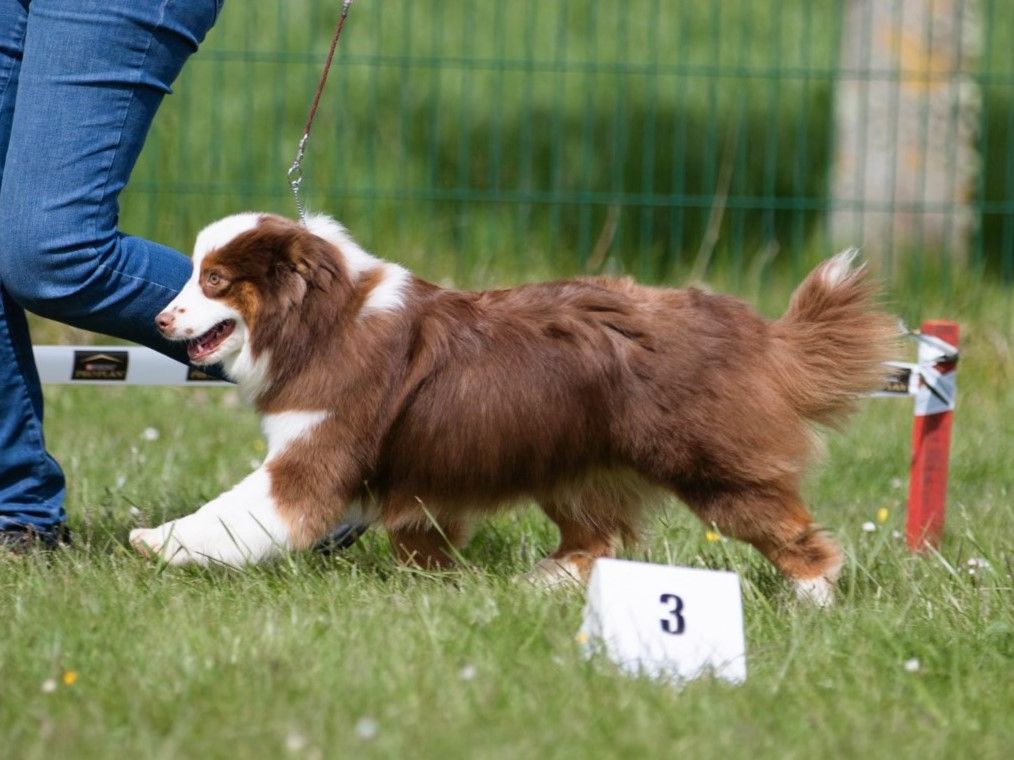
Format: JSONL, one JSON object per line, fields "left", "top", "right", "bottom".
{"left": 575, "top": 631, "right": 589, "bottom": 645}
{"left": 877, "top": 507, "right": 889, "bottom": 524}
{"left": 62, "top": 670, "right": 78, "bottom": 686}
{"left": 705, "top": 530, "right": 721, "bottom": 542}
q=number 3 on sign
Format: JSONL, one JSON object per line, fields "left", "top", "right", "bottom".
{"left": 659, "top": 593, "right": 685, "bottom": 634}
{"left": 579, "top": 559, "right": 747, "bottom": 684}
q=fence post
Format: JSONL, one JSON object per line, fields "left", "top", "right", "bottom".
{"left": 906, "top": 320, "right": 959, "bottom": 551}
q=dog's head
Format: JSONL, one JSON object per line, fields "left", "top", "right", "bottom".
{"left": 155, "top": 212, "right": 351, "bottom": 375}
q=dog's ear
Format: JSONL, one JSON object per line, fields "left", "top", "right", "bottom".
{"left": 271, "top": 258, "right": 309, "bottom": 310}
{"left": 284, "top": 237, "right": 314, "bottom": 277}
{"left": 282, "top": 229, "right": 344, "bottom": 288}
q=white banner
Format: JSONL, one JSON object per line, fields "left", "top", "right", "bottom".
{"left": 32, "top": 345, "right": 229, "bottom": 386}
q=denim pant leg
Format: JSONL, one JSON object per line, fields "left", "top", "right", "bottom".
{"left": 0, "top": 0, "right": 222, "bottom": 531}
{"left": 0, "top": 0, "right": 62, "bottom": 530}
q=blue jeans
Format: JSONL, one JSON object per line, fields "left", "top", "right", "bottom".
{"left": 0, "top": 0, "right": 223, "bottom": 533}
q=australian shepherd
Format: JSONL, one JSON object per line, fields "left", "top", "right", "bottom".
{"left": 132, "top": 213, "right": 895, "bottom": 606}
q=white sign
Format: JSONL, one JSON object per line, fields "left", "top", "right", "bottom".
{"left": 578, "top": 559, "right": 747, "bottom": 685}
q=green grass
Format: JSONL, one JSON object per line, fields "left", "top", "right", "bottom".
{"left": 6, "top": 278, "right": 1011, "bottom": 759}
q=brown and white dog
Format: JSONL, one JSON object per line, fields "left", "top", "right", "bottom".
{"left": 131, "top": 212, "right": 895, "bottom": 605}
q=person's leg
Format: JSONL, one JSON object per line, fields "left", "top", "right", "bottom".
{"left": 0, "top": 0, "right": 223, "bottom": 346}
{"left": 0, "top": 0, "right": 66, "bottom": 536}
{"left": 0, "top": 0, "right": 222, "bottom": 535}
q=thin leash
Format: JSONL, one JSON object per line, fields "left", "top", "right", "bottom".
{"left": 287, "top": 0, "right": 354, "bottom": 224}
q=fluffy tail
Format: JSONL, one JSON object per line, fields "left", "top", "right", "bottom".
{"left": 770, "top": 249, "right": 897, "bottom": 427}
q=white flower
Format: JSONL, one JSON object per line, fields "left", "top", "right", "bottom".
{"left": 285, "top": 732, "right": 308, "bottom": 753}
{"left": 904, "top": 658, "right": 920, "bottom": 672}
{"left": 861, "top": 521, "right": 877, "bottom": 533}
{"left": 129, "top": 506, "right": 142, "bottom": 518}
{"left": 966, "top": 558, "right": 991, "bottom": 571}
{"left": 355, "top": 717, "right": 378, "bottom": 741}
{"left": 41, "top": 678, "right": 57, "bottom": 694}
{"left": 891, "top": 529, "right": 903, "bottom": 540}
{"left": 459, "top": 664, "right": 477, "bottom": 681}
{"left": 141, "top": 427, "right": 160, "bottom": 442}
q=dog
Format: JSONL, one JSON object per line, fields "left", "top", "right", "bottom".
{"left": 131, "top": 212, "right": 895, "bottom": 605}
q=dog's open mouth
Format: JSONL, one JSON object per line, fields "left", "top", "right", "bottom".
{"left": 187, "top": 320, "right": 236, "bottom": 362}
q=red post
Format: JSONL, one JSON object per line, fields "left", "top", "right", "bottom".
{"left": 906, "top": 320, "right": 959, "bottom": 551}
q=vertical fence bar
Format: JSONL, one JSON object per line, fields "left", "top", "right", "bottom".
{"left": 395, "top": 0, "right": 414, "bottom": 253}
{"left": 884, "top": 0, "right": 903, "bottom": 277}
{"left": 517, "top": 0, "right": 537, "bottom": 257}
{"left": 972, "top": 0, "right": 994, "bottom": 274}
{"left": 702, "top": 2, "right": 720, "bottom": 258}
{"left": 456, "top": 1, "right": 477, "bottom": 261}
{"left": 610, "top": 0, "right": 630, "bottom": 268}
{"left": 272, "top": 0, "right": 287, "bottom": 193}
{"left": 638, "top": 0, "right": 662, "bottom": 280}
{"left": 761, "top": 0, "right": 783, "bottom": 268}
{"left": 548, "top": 0, "right": 569, "bottom": 270}
{"left": 577, "top": 3, "right": 599, "bottom": 269}
{"left": 487, "top": 0, "right": 507, "bottom": 274}
{"left": 666, "top": 1, "right": 690, "bottom": 277}
{"left": 365, "top": 0, "right": 382, "bottom": 246}
{"left": 790, "top": 0, "right": 814, "bottom": 279}
{"left": 1004, "top": 52, "right": 1014, "bottom": 285}
{"left": 729, "top": 2, "right": 748, "bottom": 284}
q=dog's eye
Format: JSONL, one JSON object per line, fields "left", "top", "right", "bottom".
{"left": 207, "top": 272, "right": 223, "bottom": 287}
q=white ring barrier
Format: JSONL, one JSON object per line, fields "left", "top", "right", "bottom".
{"left": 32, "top": 345, "right": 229, "bottom": 386}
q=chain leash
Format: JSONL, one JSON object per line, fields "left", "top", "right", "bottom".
{"left": 288, "top": 0, "right": 354, "bottom": 224}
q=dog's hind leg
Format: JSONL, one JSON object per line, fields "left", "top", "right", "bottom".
{"left": 524, "top": 472, "right": 649, "bottom": 588}
{"left": 677, "top": 480, "right": 843, "bottom": 606}
{"left": 523, "top": 508, "right": 617, "bottom": 588}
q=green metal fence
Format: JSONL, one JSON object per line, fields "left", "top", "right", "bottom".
{"left": 122, "top": 0, "right": 1013, "bottom": 294}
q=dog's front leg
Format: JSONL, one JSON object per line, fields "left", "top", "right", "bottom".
{"left": 129, "top": 466, "right": 293, "bottom": 567}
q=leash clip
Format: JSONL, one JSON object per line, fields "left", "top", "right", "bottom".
{"left": 288, "top": 133, "right": 310, "bottom": 224}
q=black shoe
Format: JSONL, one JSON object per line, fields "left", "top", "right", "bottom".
{"left": 313, "top": 523, "right": 368, "bottom": 555}
{"left": 0, "top": 524, "right": 71, "bottom": 554}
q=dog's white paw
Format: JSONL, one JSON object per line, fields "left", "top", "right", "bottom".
{"left": 129, "top": 469, "right": 294, "bottom": 568}
{"left": 520, "top": 557, "right": 585, "bottom": 590}
{"left": 129, "top": 524, "right": 169, "bottom": 556}
{"left": 129, "top": 515, "right": 250, "bottom": 567}
{"left": 129, "top": 521, "right": 201, "bottom": 565}
{"left": 793, "top": 576, "right": 835, "bottom": 608}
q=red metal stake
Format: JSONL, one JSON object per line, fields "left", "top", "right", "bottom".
{"left": 906, "top": 320, "right": 959, "bottom": 551}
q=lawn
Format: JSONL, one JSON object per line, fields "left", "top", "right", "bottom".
{"left": 3, "top": 0, "right": 1013, "bottom": 755}
{"left": 3, "top": 276, "right": 1011, "bottom": 759}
